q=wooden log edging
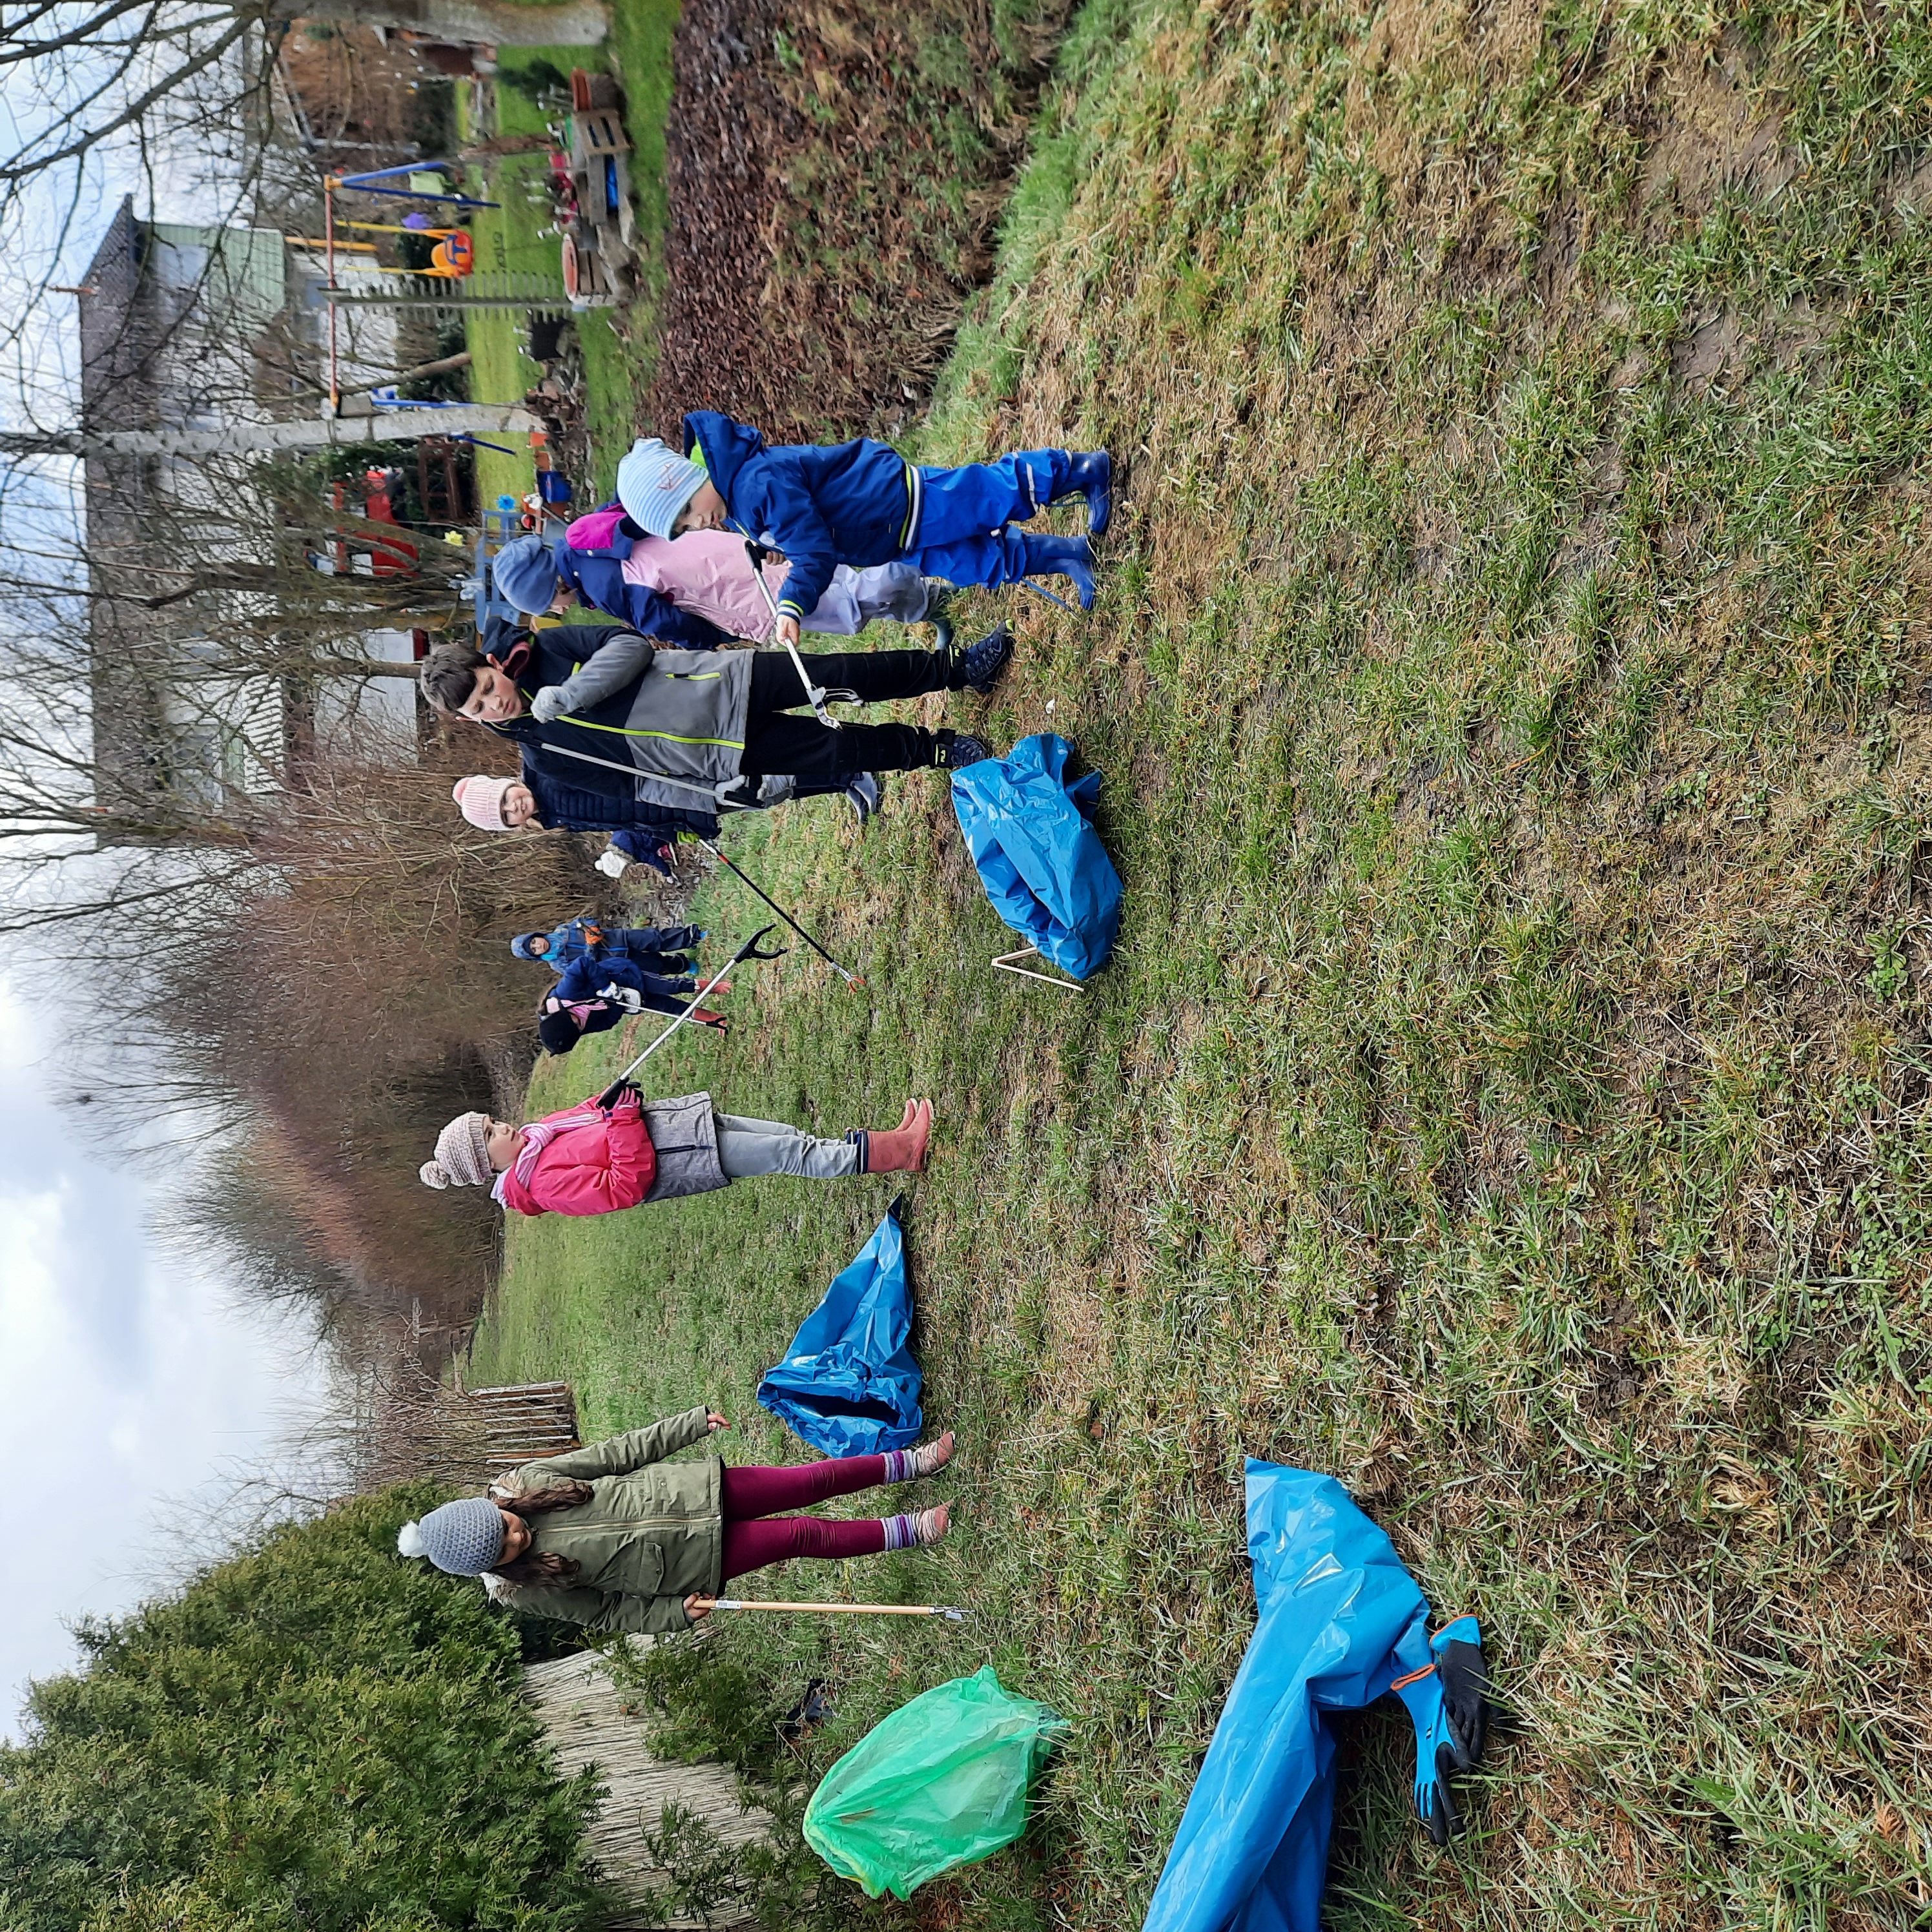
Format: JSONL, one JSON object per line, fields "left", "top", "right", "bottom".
{"left": 523, "top": 1647, "right": 773, "bottom": 1931}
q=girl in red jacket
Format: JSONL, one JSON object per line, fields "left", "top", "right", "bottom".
{"left": 420, "top": 1080, "right": 932, "bottom": 1217}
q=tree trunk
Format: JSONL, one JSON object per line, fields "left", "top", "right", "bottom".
{"left": 523, "top": 1649, "right": 772, "bottom": 1931}
{"left": 289, "top": 0, "right": 610, "bottom": 46}
{"left": 4, "top": 403, "right": 535, "bottom": 460}
{"left": 368, "top": 349, "right": 475, "bottom": 385}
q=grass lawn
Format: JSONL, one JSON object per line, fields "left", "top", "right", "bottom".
{"left": 456, "top": 14, "right": 675, "bottom": 509}
{"left": 471, "top": 0, "right": 1932, "bottom": 1923}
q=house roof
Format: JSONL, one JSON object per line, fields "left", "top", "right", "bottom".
{"left": 149, "top": 220, "right": 288, "bottom": 330}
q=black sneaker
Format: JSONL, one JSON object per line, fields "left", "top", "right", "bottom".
{"left": 952, "top": 622, "right": 1013, "bottom": 697}
{"left": 935, "top": 729, "right": 998, "bottom": 770}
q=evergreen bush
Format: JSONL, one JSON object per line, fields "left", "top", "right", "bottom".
{"left": 0, "top": 1486, "right": 611, "bottom": 1932}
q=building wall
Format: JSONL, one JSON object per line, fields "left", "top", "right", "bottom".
{"left": 79, "top": 202, "right": 427, "bottom": 825}
{"left": 81, "top": 207, "right": 292, "bottom": 816}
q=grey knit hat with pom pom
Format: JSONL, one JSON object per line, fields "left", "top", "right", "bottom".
{"left": 396, "top": 1497, "right": 505, "bottom": 1575}
{"left": 421, "top": 1111, "right": 491, "bottom": 1190}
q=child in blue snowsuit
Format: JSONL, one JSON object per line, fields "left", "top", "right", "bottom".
{"left": 490, "top": 535, "right": 726, "bottom": 644}
{"left": 537, "top": 948, "right": 728, "bottom": 1052}
{"left": 509, "top": 916, "right": 705, "bottom": 972}
{"left": 616, "top": 418, "right": 1112, "bottom": 652}
{"left": 549, "top": 949, "right": 699, "bottom": 1019}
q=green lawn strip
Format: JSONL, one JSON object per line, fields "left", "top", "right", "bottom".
{"left": 451, "top": 68, "right": 539, "bottom": 510}
{"left": 475, "top": 0, "right": 1932, "bottom": 1924}
{"left": 455, "top": 23, "right": 673, "bottom": 510}
{"left": 586, "top": 0, "right": 678, "bottom": 495}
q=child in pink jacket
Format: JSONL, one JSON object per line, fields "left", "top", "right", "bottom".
{"left": 500, "top": 511, "right": 940, "bottom": 641}
{"left": 420, "top": 1083, "right": 934, "bottom": 1217}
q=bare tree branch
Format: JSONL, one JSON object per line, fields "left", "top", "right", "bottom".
{"left": 0, "top": 14, "right": 260, "bottom": 183}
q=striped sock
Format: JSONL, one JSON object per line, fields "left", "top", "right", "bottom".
{"left": 882, "top": 1435, "right": 952, "bottom": 1485}
{"left": 881, "top": 1508, "right": 947, "bottom": 1551}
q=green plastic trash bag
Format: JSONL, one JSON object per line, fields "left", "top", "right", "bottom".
{"left": 803, "top": 1667, "right": 1065, "bottom": 1899}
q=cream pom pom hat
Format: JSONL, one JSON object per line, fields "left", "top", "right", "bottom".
{"left": 420, "top": 1111, "right": 491, "bottom": 1189}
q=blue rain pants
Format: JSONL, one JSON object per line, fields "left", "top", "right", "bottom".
{"left": 904, "top": 449, "right": 1076, "bottom": 588}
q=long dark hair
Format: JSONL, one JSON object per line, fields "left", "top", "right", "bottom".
{"left": 487, "top": 1477, "right": 593, "bottom": 1585}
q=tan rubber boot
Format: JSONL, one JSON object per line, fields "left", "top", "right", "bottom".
{"left": 856, "top": 1096, "right": 932, "bottom": 1173}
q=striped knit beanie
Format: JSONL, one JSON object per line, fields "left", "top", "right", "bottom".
{"left": 617, "top": 437, "right": 706, "bottom": 540}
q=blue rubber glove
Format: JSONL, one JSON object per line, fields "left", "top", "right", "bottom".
{"left": 1392, "top": 1615, "right": 1489, "bottom": 1845}
{"left": 1390, "top": 1658, "right": 1457, "bottom": 1843}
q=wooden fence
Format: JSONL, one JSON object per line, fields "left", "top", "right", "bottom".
{"left": 346, "top": 1368, "right": 582, "bottom": 1492}
{"left": 468, "top": 1380, "right": 581, "bottom": 1473}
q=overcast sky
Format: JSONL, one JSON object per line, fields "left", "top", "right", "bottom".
{"left": 0, "top": 34, "right": 354, "bottom": 1741}
{"left": 0, "top": 966, "right": 331, "bottom": 1739}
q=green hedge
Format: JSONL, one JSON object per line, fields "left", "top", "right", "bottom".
{"left": 0, "top": 1487, "right": 610, "bottom": 1932}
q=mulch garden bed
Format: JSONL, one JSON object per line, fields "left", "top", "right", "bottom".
{"left": 642, "top": 0, "right": 1069, "bottom": 444}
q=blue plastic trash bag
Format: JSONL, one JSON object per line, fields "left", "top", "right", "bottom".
{"left": 757, "top": 1201, "right": 921, "bottom": 1456}
{"left": 1142, "top": 1463, "right": 1441, "bottom": 1932}
{"left": 805, "top": 1667, "right": 1066, "bottom": 1899}
{"left": 951, "top": 733, "right": 1122, "bottom": 980}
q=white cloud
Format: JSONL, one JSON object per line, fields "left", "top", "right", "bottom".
{"left": 0, "top": 971, "right": 328, "bottom": 1738}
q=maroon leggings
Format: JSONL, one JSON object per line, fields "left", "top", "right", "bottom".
{"left": 719, "top": 1455, "right": 891, "bottom": 1581}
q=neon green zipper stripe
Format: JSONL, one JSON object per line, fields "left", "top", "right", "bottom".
{"left": 564, "top": 714, "right": 745, "bottom": 751}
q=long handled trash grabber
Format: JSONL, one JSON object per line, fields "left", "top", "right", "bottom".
{"left": 694, "top": 1598, "right": 971, "bottom": 1621}
{"left": 743, "top": 539, "right": 856, "bottom": 728}
{"left": 514, "top": 734, "right": 760, "bottom": 812}
{"left": 597, "top": 925, "right": 786, "bottom": 1102}
{"left": 695, "top": 835, "right": 863, "bottom": 989}
{"left": 498, "top": 734, "right": 862, "bottom": 987}
{"left": 1017, "top": 577, "right": 1082, "bottom": 616}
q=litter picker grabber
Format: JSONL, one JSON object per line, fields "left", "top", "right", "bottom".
{"left": 597, "top": 925, "right": 786, "bottom": 1102}
{"left": 1016, "top": 577, "right": 1082, "bottom": 617}
{"left": 517, "top": 734, "right": 761, "bottom": 811}
{"left": 743, "top": 539, "right": 856, "bottom": 727}
{"left": 991, "top": 945, "right": 1084, "bottom": 993}
{"left": 695, "top": 835, "right": 863, "bottom": 989}
{"left": 694, "top": 1598, "right": 971, "bottom": 1621}
{"left": 503, "top": 733, "right": 865, "bottom": 985}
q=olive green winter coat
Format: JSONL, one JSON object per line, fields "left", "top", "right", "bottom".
{"left": 489, "top": 1407, "right": 721, "bottom": 1635}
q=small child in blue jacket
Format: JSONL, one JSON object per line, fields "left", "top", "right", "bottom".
{"left": 537, "top": 950, "right": 729, "bottom": 1051}
{"left": 489, "top": 527, "right": 938, "bottom": 644}
{"left": 509, "top": 916, "right": 705, "bottom": 973}
{"left": 617, "top": 417, "right": 1112, "bottom": 653}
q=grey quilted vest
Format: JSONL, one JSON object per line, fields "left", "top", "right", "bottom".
{"left": 641, "top": 1091, "right": 730, "bottom": 1202}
